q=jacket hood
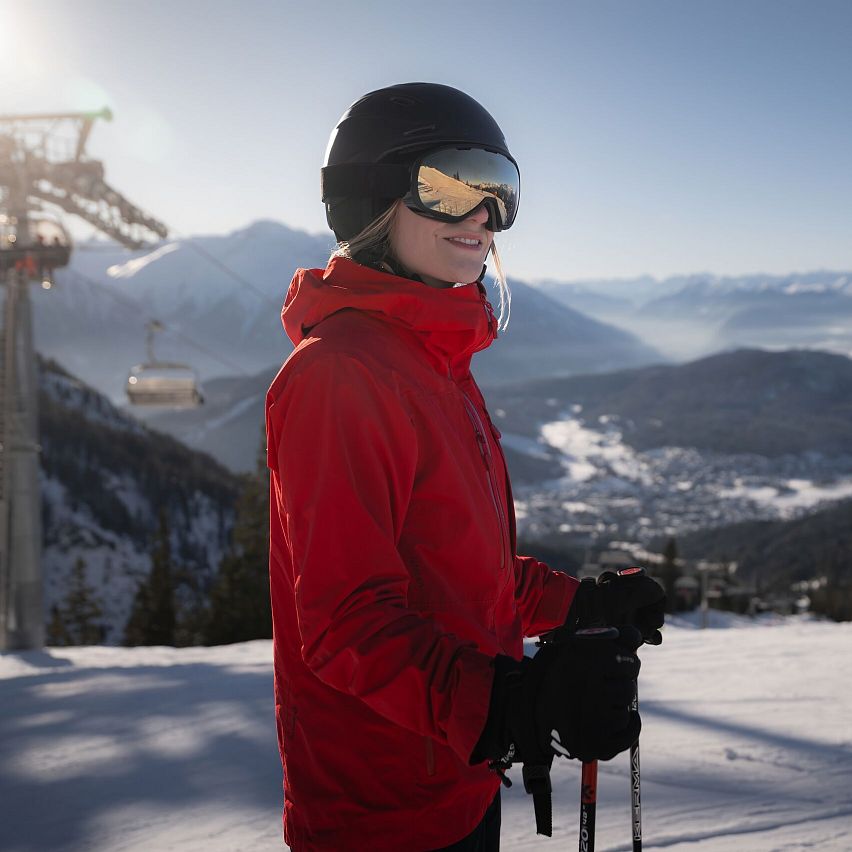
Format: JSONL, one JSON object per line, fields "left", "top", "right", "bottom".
{"left": 282, "top": 256, "right": 498, "bottom": 376}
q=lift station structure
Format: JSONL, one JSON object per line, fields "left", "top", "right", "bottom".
{"left": 0, "top": 108, "right": 168, "bottom": 650}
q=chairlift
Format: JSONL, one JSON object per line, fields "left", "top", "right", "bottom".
{"left": 0, "top": 210, "right": 72, "bottom": 275}
{"left": 125, "top": 320, "right": 204, "bottom": 408}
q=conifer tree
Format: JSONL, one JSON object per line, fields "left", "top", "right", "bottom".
{"left": 46, "top": 604, "right": 71, "bottom": 646}
{"left": 66, "top": 557, "right": 104, "bottom": 644}
{"left": 204, "top": 428, "right": 271, "bottom": 645}
{"left": 124, "top": 508, "right": 176, "bottom": 645}
{"left": 50, "top": 557, "right": 104, "bottom": 645}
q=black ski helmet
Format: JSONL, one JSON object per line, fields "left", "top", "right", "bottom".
{"left": 321, "top": 82, "right": 518, "bottom": 242}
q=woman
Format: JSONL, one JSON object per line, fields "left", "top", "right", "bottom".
{"left": 265, "top": 83, "right": 664, "bottom": 851}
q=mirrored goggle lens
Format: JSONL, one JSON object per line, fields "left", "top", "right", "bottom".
{"left": 414, "top": 148, "right": 520, "bottom": 228}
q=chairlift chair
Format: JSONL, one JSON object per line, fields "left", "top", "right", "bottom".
{"left": 125, "top": 320, "right": 204, "bottom": 408}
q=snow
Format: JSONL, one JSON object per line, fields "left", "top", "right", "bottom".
{"left": 718, "top": 477, "right": 852, "bottom": 514}
{"left": 106, "top": 243, "right": 181, "bottom": 278}
{"left": 782, "top": 282, "right": 828, "bottom": 295}
{"left": 541, "top": 417, "right": 653, "bottom": 485}
{"left": 2, "top": 620, "right": 851, "bottom": 851}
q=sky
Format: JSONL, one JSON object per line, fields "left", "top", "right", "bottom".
{"left": 2, "top": 0, "right": 851, "bottom": 281}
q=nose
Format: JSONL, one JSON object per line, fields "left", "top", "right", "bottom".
{"left": 464, "top": 203, "right": 490, "bottom": 226}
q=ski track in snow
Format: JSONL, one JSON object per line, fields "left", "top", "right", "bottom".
{"left": 1, "top": 621, "right": 851, "bottom": 851}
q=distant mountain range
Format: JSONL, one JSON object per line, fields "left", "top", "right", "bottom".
{"left": 539, "top": 270, "right": 852, "bottom": 362}
{"left": 38, "top": 220, "right": 661, "bottom": 405}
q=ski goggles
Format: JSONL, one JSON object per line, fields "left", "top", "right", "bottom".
{"left": 404, "top": 146, "right": 520, "bottom": 232}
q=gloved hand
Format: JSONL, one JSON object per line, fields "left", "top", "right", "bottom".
{"left": 471, "top": 626, "right": 642, "bottom": 768}
{"left": 567, "top": 568, "right": 666, "bottom": 645}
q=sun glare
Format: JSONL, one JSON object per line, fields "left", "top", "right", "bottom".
{"left": 0, "top": 3, "right": 63, "bottom": 107}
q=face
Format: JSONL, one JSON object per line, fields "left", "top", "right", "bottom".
{"left": 388, "top": 202, "right": 494, "bottom": 289}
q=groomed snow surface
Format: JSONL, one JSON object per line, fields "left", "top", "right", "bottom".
{"left": 2, "top": 617, "right": 851, "bottom": 851}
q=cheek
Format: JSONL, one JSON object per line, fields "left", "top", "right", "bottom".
{"left": 400, "top": 232, "right": 433, "bottom": 271}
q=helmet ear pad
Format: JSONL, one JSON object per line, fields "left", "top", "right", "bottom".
{"left": 325, "top": 196, "right": 398, "bottom": 244}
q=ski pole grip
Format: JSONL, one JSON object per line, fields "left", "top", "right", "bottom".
{"left": 614, "top": 566, "right": 662, "bottom": 646}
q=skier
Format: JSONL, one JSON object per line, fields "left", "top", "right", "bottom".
{"left": 265, "top": 82, "right": 665, "bottom": 851}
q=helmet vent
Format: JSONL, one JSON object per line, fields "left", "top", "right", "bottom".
{"left": 402, "top": 124, "right": 437, "bottom": 137}
{"left": 389, "top": 95, "right": 417, "bottom": 107}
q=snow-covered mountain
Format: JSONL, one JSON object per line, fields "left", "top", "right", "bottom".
{"left": 539, "top": 270, "right": 852, "bottom": 362}
{"left": 36, "top": 220, "right": 661, "bottom": 405}
{"left": 39, "top": 357, "right": 241, "bottom": 644}
{"left": 34, "top": 221, "right": 333, "bottom": 405}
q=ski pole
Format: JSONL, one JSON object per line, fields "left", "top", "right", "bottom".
{"left": 614, "top": 565, "right": 652, "bottom": 852}
{"left": 580, "top": 758, "right": 598, "bottom": 852}
{"left": 629, "top": 681, "right": 642, "bottom": 852}
{"left": 574, "top": 626, "right": 620, "bottom": 852}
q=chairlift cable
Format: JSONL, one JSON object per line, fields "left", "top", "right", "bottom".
{"left": 64, "top": 268, "right": 253, "bottom": 377}
{"left": 170, "top": 229, "right": 271, "bottom": 305}
{"left": 77, "top": 230, "right": 273, "bottom": 305}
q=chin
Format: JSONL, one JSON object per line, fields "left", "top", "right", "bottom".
{"left": 444, "top": 262, "right": 483, "bottom": 284}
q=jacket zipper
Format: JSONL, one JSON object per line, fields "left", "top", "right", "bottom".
{"left": 454, "top": 375, "right": 509, "bottom": 575}
{"left": 424, "top": 737, "right": 436, "bottom": 776}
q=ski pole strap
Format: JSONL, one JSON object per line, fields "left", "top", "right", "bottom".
{"left": 522, "top": 763, "right": 553, "bottom": 836}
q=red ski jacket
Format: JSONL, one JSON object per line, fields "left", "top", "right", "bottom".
{"left": 265, "top": 256, "right": 578, "bottom": 850}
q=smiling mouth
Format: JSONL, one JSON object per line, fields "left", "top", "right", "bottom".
{"left": 445, "top": 236, "right": 482, "bottom": 249}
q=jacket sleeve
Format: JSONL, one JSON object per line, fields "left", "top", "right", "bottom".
{"left": 513, "top": 554, "right": 579, "bottom": 637}
{"left": 268, "top": 352, "right": 494, "bottom": 762}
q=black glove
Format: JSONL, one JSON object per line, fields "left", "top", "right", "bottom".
{"left": 567, "top": 569, "right": 666, "bottom": 645}
{"left": 471, "top": 626, "right": 642, "bottom": 767}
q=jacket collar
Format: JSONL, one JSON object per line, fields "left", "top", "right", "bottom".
{"left": 282, "top": 256, "right": 498, "bottom": 377}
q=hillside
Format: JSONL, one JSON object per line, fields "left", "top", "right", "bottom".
{"left": 659, "top": 497, "right": 852, "bottom": 589}
{"left": 39, "top": 357, "right": 241, "bottom": 643}
{"left": 485, "top": 347, "right": 852, "bottom": 458}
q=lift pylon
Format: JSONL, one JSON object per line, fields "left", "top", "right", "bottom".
{"left": 0, "top": 108, "right": 167, "bottom": 650}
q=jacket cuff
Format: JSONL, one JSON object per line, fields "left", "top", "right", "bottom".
{"left": 533, "top": 571, "right": 580, "bottom": 633}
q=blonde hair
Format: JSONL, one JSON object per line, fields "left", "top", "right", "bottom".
{"left": 330, "top": 200, "right": 511, "bottom": 330}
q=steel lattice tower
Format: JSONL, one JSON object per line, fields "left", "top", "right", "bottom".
{"left": 0, "top": 108, "right": 167, "bottom": 649}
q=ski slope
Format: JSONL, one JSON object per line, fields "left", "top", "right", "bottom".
{"left": 1, "top": 617, "right": 851, "bottom": 851}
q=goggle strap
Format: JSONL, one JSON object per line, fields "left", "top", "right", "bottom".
{"left": 321, "top": 163, "right": 410, "bottom": 202}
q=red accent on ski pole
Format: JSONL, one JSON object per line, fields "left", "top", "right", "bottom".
{"left": 580, "top": 760, "right": 598, "bottom": 852}
{"left": 618, "top": 566, "right": 645, "bottom": 577}
{"left": 581, "top": 760, "right": 598, "bottom": 804}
